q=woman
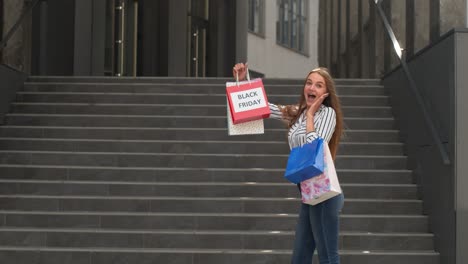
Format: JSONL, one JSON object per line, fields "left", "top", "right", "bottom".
{"left": 232, "top": 63, "right": 345, "bottom": 264}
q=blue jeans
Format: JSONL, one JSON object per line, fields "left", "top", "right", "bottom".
{"left": 291, "top": 193, "right": 344, "bottom": 264}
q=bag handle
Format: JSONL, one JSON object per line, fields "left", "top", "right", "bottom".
{"left": 236, "top": 68, "right": 251, "bottom": 87}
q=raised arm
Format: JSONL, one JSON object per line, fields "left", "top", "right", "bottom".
{"left": 268, "top": 102, "right": 299, "bottom": 123}
{"left": 269, "top": 103, "right": 284, "bottom": 120}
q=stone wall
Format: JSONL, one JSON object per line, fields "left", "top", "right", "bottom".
{"left": 440, "top": 0, "right": 466, "bottom": 36}
{"left": 1, "top": 0, "right": 27, "bottom": 71}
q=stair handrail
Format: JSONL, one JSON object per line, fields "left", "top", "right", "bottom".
{"left": 0, "top": 0, "right": 40, "bottom": 53}
{"left": 373, "top": 0, "right": 450, "bottom": 165}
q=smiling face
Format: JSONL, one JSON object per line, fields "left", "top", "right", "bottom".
{"left": 304, "top": 72, "right": 328, "bottom": 107}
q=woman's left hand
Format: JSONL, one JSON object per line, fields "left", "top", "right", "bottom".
{"left": 306, "top": 93, "right": 329, "bottom": 118}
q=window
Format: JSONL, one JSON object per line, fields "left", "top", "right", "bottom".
{"left": 277, "top": 0, "right": 308, "bottom": 53}
{"left": 248, "top": 0, "right": 265, "bottom": 36}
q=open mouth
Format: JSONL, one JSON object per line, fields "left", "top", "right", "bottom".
{"left": 307, "top": 94, "right": 316, "bottom": 100}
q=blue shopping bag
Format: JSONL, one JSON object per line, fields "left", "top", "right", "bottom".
{"left": 284, "top": 138, "right": 324, "bottom": 184}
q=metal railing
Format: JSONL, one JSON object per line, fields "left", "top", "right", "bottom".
{"left": 374, "top": 0, "right": 450, "bottom": 165}
{"left": 0, "top": 0, "right": 40, "bottom": 53}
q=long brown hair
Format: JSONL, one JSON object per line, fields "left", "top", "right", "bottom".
{"left": 279, "top": 67, "right": 343, "bottom": 159}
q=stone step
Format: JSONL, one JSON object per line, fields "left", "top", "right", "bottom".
{"left": 0, "top": 196, "right": 422, "bottom": 214}
{"left": 0, "top": 138, "right": 404, "bottom": 155}
{"left": 10, "top": 103, "right": 393, "bottom": 118}
{"left": 4, "top": 114, "right": 397, "bottom": 130}
{"left": 0, "top": 76, "right": 436, "bottom": 264}
{"left": 0, "top": 166, "right": 414, "bottom": 184}
{"left": 0, "top": 180, "right": 417, "bottom": 199}
{"left": 0, "top": 151, "right": 409, "bottom": 170}
{"left": 0, "top": 211, "right": 427, "bottom": 232}
{"left": 26, "top": 76, "right": 382, "bottom": 85}
{"left": 0, "top": 127, "right": 402, "bottom": 142}
{"left": 23, "top": 83, "right": 387, "bottom": 96}
{"left": 0, "top": 228, "right": 434, "bottom": 251}
{"left": 15, "top": 92, "right": 391, "bottom": 106}
{"left": 0, "top": 247, "right": 440, "bottom": 264}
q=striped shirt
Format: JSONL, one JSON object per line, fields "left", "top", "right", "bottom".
{"left": 269, "top": 103, "right": 336, "bottom": 149}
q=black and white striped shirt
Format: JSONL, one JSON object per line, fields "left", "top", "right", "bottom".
{"left": 269, "top": 103, "right": 336, "bottom": 149}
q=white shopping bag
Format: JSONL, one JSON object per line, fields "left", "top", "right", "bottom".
{"left": 300, "top": 143, "right": 342, "bottom": 205}
{"left": 226, "top": 97, "right": 265, "bottom": 136}
{"left": 226, "top": 77, "right": 270, "bottom": 124}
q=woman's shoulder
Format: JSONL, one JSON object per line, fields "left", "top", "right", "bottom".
{"left": 320, "top": 104, "right": 336, "bottom": 115}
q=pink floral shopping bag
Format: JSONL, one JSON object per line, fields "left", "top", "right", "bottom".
{"left": 300, "top": 143, "right": 342, "bottom": 205}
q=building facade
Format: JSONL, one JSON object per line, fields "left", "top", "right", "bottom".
{"left": 1, "top": 0, "right": 321, "bottom": 78}
{"left": 246, "top": 0, "right": 319, "bottom": 78}
{"left": 317, "top": 0, "right": 468, "bottom": 78}
{"left": 2, "top": 0, "right": 468, "bottom": 78}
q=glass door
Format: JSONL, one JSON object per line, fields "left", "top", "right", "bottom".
{"left": 188, "top": 0, "right": 209, "bottom": 77}
{"left": 104, "top": 0, "right": 138, "bottom": 76}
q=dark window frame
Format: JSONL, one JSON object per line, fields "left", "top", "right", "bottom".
{"left": 276, "top": 0, "right": 308, "bottom": 55}
{"left": 248, "top": 0, "right": 265, "bottom": 37}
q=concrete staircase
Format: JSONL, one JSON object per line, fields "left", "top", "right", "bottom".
{"left": 0, "top": 77, "right": 439, "bottom": 264}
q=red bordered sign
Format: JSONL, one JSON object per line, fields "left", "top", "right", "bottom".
{"left": 226, "top": 78, "right": 270, "bottom": 124}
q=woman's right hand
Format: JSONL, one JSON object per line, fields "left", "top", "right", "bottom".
{"left": 233, "top": 62, "right": 248, "bottom": 81}
{"left": 306, "top": 93, "right": 329, "bottom": 118}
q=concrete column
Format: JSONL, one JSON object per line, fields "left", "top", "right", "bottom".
{"left": 349, "top": 0, "right": 358, "bottom": 77}
{"left": 456, "top": 32, "right": 468, "bottom": 264}
{"left": 405, "top": 0, "right": 415, "bottom": 57}
{"left": 221, "top": 0, "right": 237, "bottom": 77}
{"left": 38, "top": 0, "right": 47, "bottom": 75}
{"left": 73, "top": 0, "right": 93, "bottom": 75}
{"left": 2, "top": 0, "right": 26, "bottom": 71}
{"left": 22, "top": 0, "right": 33, "bottom": 74}
{"left": 330, "top": 0, "right": 337, "bottom": 73}
{"left": 334, "top": 0, "right": 341, "bottom": 75}
{"left": 46, "top": 0, "right": 75, "bottom": 76}
{"left": 440, "top": 0, "right": 465, "bottom": 35}
{"left": 357, "top": 0, "right": 363, "bottom": 77}
{"left": 91, "top": 0, "right": 106, "bottom": 76}
{"left": 318, "top": 0, "right": 326, "bottom": 67}
{"left": 382, "top": 0, "right": 391, "bottom": 73}
{"left": 139, "top": 0, "right": 166, "bottom": 76}
{"left": 361, "top": 1, "right": 370, "bottom": 78}
{"left": 390, "top": 0, "right": 405, "bottom": 68}
{"left": 73, "top": 0, "right": 106, "bottom": 76}
{"left": 374, "top": 1, "right": 385, "bottom": 77}
{"left": 235, "top": 0, "right": 247, "bottom": 63}
{"left": 414, "top": 0, "right": 430, "bottom": 54}
{"left": 368, "top": 0, "right": 376, "bottom": 78}
{"left": 338, "top": 0, "right": 346, "bottom": 77}
{"left": 0, "top": 1, "right": 3, "bottom": 42}
{"left": 210, "top": 0, "right": 227, "bottom": 76}
{"left": 344, "top": 0, "right": 350, "bottom": 77}
{"left": 349, "top": 0, "right": 358, "bottom": 40}
{"left": 325, "top": 0, "right": 332, "bottom": 69}
{"left": 429, "top": 0, "right": 440, "bottom": 42}
{"left": 167, "top": 0, "right": 188, "bottom": 76}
